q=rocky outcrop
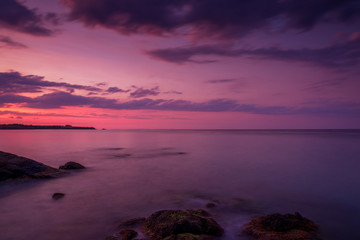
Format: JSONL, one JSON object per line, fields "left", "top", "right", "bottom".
{"left": 243, "top": 212, "right": 322, "bottom": 240}
{"left": 143, "top": 209, "right": 224, "bottom": 240}
{"left": 0, "top": 151, "right": 62, "bottom": 182}
{"left": 59, "top": 161, "right": 85, "bottom": 170}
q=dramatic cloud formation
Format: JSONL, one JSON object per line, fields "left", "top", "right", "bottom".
{"left": 0, "top": 71, "right": 102, "bottom": 94}
{"left": 0, "top": 0, "right": 55, "bottom": 36}
{"left": 61, "top": 0, "right": 360, "bottom": 39}
{"left": 130, "top": 86, "right": 160, "bottom": 98}
{"left": 0, "top": 35, "right": 26, "bottom": 48}
{"left": 147, "top": 38, "right": 360, "bottom": 68}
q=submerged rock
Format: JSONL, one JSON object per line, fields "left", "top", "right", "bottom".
{"left": 52, "top": 192, "right": 65, "bottom": 200}
{"left": 117, "top": 218, "right": 146, "bottom": 229}
{"left": 119, "top": 229, "right": 138, "bottom": 240}
{"left": 0, "top": 151, "right": 61, "bottom": 182}
{"left": 143, "top": 209, "right": 224, "bottom": 240}
{"left": 205, "top": 203, "right": 216, "bottom": 209}
{"left": 243, "top": 212, "right": 322, "bottom": 240}
{"left": 59, "top": 161, "right": 85, "bottom": 170}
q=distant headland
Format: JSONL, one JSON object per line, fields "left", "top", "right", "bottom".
{"left": 0, "top": 124, "right": 95, "bottom": 130}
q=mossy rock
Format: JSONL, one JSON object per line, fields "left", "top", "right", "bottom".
{"left": 143, "top": 209, "right": 223, "bottom": 240}
{"left": 243, "top": 212, "right": 322, "bottom": 240}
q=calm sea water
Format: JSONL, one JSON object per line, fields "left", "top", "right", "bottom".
{"left": 0, "top": 129, "right": 359, "bottom": 240}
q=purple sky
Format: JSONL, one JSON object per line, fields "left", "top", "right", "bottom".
{"left": 1, "top": 0, "right": 360, "bottom": 129}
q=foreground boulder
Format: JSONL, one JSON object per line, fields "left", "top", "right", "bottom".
{"left": 143, "top": 209, "right": 224, "bottom": 240}
{"left": 0, "top": 151, "right": 61, "bottom": 182}
{"left": 59, "top": 161, "right": 85, "bottom": 170}
{"left": 243, "top": 212, "right": 322, "bottom": 240}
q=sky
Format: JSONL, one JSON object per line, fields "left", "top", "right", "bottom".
{"left": 0, "top": 0, "right": 360, "bottom": 129}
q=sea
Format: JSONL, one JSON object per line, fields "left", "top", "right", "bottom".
{"left": 0, "top": 129, "right": 359, "bottom": 240}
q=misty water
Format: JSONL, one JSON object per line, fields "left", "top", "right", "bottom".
{"left": 0, "top": 129, "right": 359, "bottom": 240}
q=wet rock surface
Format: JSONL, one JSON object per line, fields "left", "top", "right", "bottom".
{"left": 59, "top": 161, "right": 85, "bottom": 170}
{"left": 143, "top": 209, "right": 224, "bottom": 240}
{"left": 0, "top": 151, "right": 61, "bottom": 182}
{"left": 243, "top": 212, "right": 322, "bottom": 240}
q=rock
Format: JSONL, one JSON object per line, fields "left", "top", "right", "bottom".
{"left": 205, "top": 203, "right": 216, "bottom": 209}
{"left": 120, "top": 229, "right": 138, "bottom": 240}
{"left": 143, "top": 209, "right": 224, "bottom": 240}
{"left": 104, "top": 236, "right": 118, "bottom": 240}
{"left": 52, "top": 192, "right": 65, "bottom": 200}
{"left": 117, "top": 218, "right": 146, "bottom": 229}
{"left": 59, "top": 161, "right": 85, "bottom": 170}
{"left": 0, "top": 151, "right": 61, "bottom": 182}
{"left": 243, "top": 212, "right": 322, "bottom": 240}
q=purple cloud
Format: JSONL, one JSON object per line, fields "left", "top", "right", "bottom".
{"left": 206, "top": 79, "right": 237, "bottom": 84}
{"left": 147, "top": 38, "right": 360, "bottom": 69}
{"left": 26, "top": 91, "right": 118, "bottom": 109}
{"left": 107, "top": 87, "right": 130, "bottom": 94}
{"left": 0, "top": 71, "right": 102, "bottom": 94}
{"left": 1, "top": 90, "right": 359, "bottom": 117}
{"left": 0, "top": 35, "right": 27, "bottom": 48}
{"left": 61, "top": 0, "right": 360, "bottom": 39}
{"left": 0, "top": 94, "right": 32, "bottom": 107}
{"left": 0, "top": 0, "right": 54, "bottom": 36}
{"left": 0, "top": 110, "right": 117, "bottom": 119}
{"left": 130, "top": 86, "right": 160, "bottom": 98}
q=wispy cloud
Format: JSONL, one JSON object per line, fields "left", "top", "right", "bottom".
{"left": 130, "top": 86, "right": 160, "bottom": 98}
{"left": 0, "top": 110, "right": 117, "bottom": 119}
{"left": 0, "top": 35, "right": 27, "bottom": 48}
{"left": 206, "top": 79, "right": 238, "bottom": 84}
{"left": 147, "top": 38, "right": 360, "bottom": 69}
{"left": 0, "top": 71, "right": 102, "bottom": 94}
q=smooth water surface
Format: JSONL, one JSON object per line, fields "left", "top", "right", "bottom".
{"left": 0, "top": 129, "right": 359, "bottom": 240}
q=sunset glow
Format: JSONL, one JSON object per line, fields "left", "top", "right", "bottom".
{"left": 1, "top": 0, "right": 360, "bottom": 129}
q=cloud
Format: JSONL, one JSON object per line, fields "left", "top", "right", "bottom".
{"left": 0, "top": 110, "right": 117, "bottom": 118}
{"left": 206, "top": 79, "right": 237, "bottom": 84}
{"left": 1, "top": 89, "right": 359, "bottom": 117}
{"left": 5, "top": 92, "right": 354, "bottom": 117}
{"left": 26, "top": 91, "right": 118, "bottom": 109}
{"left": 61, "top": 0, "right": 360, "bottom": 39}
{"left": 0, "top": 0, "right": 55, "bottom": 36}
{"left": 130, "top": 86, "right": 160, "bottom": 98}
{"left": 163, "top": 90, "right": 183, "bottom": 95}
{"left": 0, "top": 94, "right": 33, "bottom": 107}
{"left": 0, "top": 35, "right": 27, "bottom": 48}
{"left": 106, "top": 86, "right": 130, "bottom": 93}
{"left": 0, "top": 71, "right": 102, "bottom": 94}
{"left": 147, "top": 38, "right": 360, "bottom": 68}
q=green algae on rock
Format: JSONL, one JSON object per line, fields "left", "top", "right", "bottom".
{"left": 143, "top": 209, "right": 224, "bottom": 240}
{"left": 243, "top": 212, "right": 322, "bottom": 240}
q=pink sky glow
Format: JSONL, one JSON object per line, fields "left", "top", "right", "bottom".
{"left": 1, "top": 0, "right": 360, "bottom": 129}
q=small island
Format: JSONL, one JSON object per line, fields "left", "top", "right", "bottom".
{"left": 0, "top": 124, "right": 95, "bottom": 130}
